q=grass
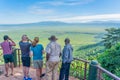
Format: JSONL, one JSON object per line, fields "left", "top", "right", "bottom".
{"left": 0, "top": 26, "right": 105, "bottom": 64}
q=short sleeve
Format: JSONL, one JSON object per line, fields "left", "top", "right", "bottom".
{"left": 45, "top": 44, "right": 51, "bottom": 54}
{"left": 30, "top": 46, "right": 33, "bottom": 52}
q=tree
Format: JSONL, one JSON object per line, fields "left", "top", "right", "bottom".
{"left": 98, "top": 28, "right": 120, "bottom": 77}
{"left": 103, "top": 28, "right": 120, "bottom": 49}
{"left": 98, "top": 43, "right": 120, "bottom": 74}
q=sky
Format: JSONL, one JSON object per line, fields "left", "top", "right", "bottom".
{"left": 0, "top": 0, "right": 120, "bottom": 24}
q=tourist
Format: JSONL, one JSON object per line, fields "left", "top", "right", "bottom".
{"left": 30, "top": 37, "right": 44, "bottom": 80}
{"left": 0, "top": 35, "right": 16, "bottom": 77}
{"left": 45, "top": 35, "right": 61, "bottom": 80}
{"left": 59, "top": 38, "right": 73, "bottom": 80}
{"left": 19, "top": 35, "right": 32, "bottom": 80}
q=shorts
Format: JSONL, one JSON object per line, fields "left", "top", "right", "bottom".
{"left": 33, "top": 60, "right": 43, "bottom": 69}
{"left": 3, "top": 54, "right": 14, "bottom": 63}
{"left": 21, "top": 57, "right": 31, "bottom": 67}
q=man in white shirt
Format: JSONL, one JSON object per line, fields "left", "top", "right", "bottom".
{"left": 45, "top": 35, "right": 61, "bottom": 80}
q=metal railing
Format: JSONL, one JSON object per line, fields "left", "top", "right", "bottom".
{"left": 70, "top": 58, "right": 89, "bottom": 80}
{"left": 69, "top": 58, "right": 120, "bottom": 80}
{"left": 97, "top": 65, "right": 120, "bottom": 80}
{"left": 0, "top": 48, "right": 120, "bottom": 80}
{"left": 15, "top": 48, "right": 21, "bottom": 67}
{"left": 0, "top": 48, "right": 4, "bottom": 65}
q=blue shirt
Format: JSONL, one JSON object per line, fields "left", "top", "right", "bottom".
{"left": 30, "top": 44, "right": 44, "bottom": 60}
{"left": 19, "top": 41, "right": 31, "bottom": 57}
{"left": 62, "top": 44, "right": 73, "bottom": 63}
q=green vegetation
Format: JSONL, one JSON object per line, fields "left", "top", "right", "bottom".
{"left": 1, "top": 25, "right": 120, "bottom": 78}
{"left": 98, "top": 43, "right": 120, "bottom": 76}
{"left": 0, "top": 26, "right": 104, "bottom": 49}
{"left": 0, "top": 26, "right": 104, "bottom": 65}
{"left": 102, "top": 28, "right": 120, "bottom": 49}
{"left": 98, "top": 28, "right": 120, "bottom": 78}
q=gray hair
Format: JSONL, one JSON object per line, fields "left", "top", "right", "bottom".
{"left": 22, "top": 35, "right": 27, "bottom": 41}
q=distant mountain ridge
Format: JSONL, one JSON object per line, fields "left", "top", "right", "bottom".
{"left": 0, "top": 21, "right": 68, "bottom": 27}
{"left": 0, "top": 21, "right": 120, "bottom": 27}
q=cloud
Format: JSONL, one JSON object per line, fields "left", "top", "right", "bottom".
{"left": 49, "top": 14, "right": 120, "bottom": 23}
{"left": 29, "top": 6, "right": 54, "bottom": 15}
{"left": 29, "top": 0, "right": 94, "bottom": 15}
{"left": 38, "top": 0, "right": 94, "bottom": 6}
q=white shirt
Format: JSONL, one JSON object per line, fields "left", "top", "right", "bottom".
{"left": 46, "top": 41, "right": 61, "bottom": 62}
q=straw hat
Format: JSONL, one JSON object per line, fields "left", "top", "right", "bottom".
{"left": 48, "top": 35, "right": 58, "bottom": 41}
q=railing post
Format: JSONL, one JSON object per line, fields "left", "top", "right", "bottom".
{"left": 84, "top": 62, "right": 87, "bottom": 80}
{"left": 18, "top": 49, "right": 21, "bottom": 67}
{"left": 13, "top": 48, "right": 17, "bottom": 67}
{"left": 88, "top": 60, "right": 98, "bottom": 80}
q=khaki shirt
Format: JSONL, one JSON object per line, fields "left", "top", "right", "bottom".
{"left": 46, "top": 41, "right": 61, "bottom": 62}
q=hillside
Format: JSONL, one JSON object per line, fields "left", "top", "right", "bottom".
{"left": 0, "top": 21, "right": 120, "bottom": 28}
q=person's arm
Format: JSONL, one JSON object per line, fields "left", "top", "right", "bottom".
{"left": 30, "top": 47, "right": 33, "bottom": 57}
{"left": 59, "top": 52, "right": 62, "bottom": 57}
{"left": 59, "top": 45, "right": 62, "bottom": 57}
{"left": 9, "top": 37, "right": 16, "bottom": 46}
{"left": 26, "top": 36, "right": 32, "bottom": 43}
{"left": 30, "top": 51, "right": 33, "bottom": 57}
{"left": 46, "top": 53, "right": 50, "bottom": 61}
{"left": 66, "top": 48, "right": 69, "bottom": 60}
{"left": 45, "top": 44, "right": 51, "bottom": 61}
{"left": 42, "top": 50, "right": 45, "bottom": 54}
{"left": 28, "top": 38, "right": 32, "bottom": 43}
{"left": 68, "top": 46, "right": 73, "bottom": 62}
{"left": 41, "top": 45, "right": 45, "bottom": 54}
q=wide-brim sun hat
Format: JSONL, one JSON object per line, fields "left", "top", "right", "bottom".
{"left": 48, "top": 35, "right": 58, "bottom": 41}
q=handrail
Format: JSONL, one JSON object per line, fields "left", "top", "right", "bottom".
{"left": 73, "top": 57, "right": 89, "bottom": 80}
{"left": 97, "top": 65, "right": 120, "bottom": 80}
{"left": 0, "top": 48, "right": 120, "bottom": 80}
{"left": 73, "top": 58, "right": 90, "bottom": 63}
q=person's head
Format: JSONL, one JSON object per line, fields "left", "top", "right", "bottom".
{"left": 64, "top": 38, "right": 70, "bottom": 44}
{"left": 34, "top": 37, "right": 39, "bottom": 43}
{"left": 32, "top": 37, "right": 39, "bottom": 47}
{"left": 48, "top": 35, "right": 58, "bottom": 41}
{"left": 3, "top": 35, "right": 9, "bottom": 41}
{"left": 21, "top": 35, "right": 28, "bottom": 41}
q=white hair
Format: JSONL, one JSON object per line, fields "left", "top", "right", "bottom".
{"left": 22, "top": 35, "right": 27, "bottom": 41}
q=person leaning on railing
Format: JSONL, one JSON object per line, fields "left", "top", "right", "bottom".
{"left": 59, "top": 38, "right": 73, "bottom": 80}
{"left": 0, "top": 35, "right": 16, "bottom": 77}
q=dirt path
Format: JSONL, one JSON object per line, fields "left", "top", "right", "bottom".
{"left": 0, "top": 65, "right": 78, "bottom": 80}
